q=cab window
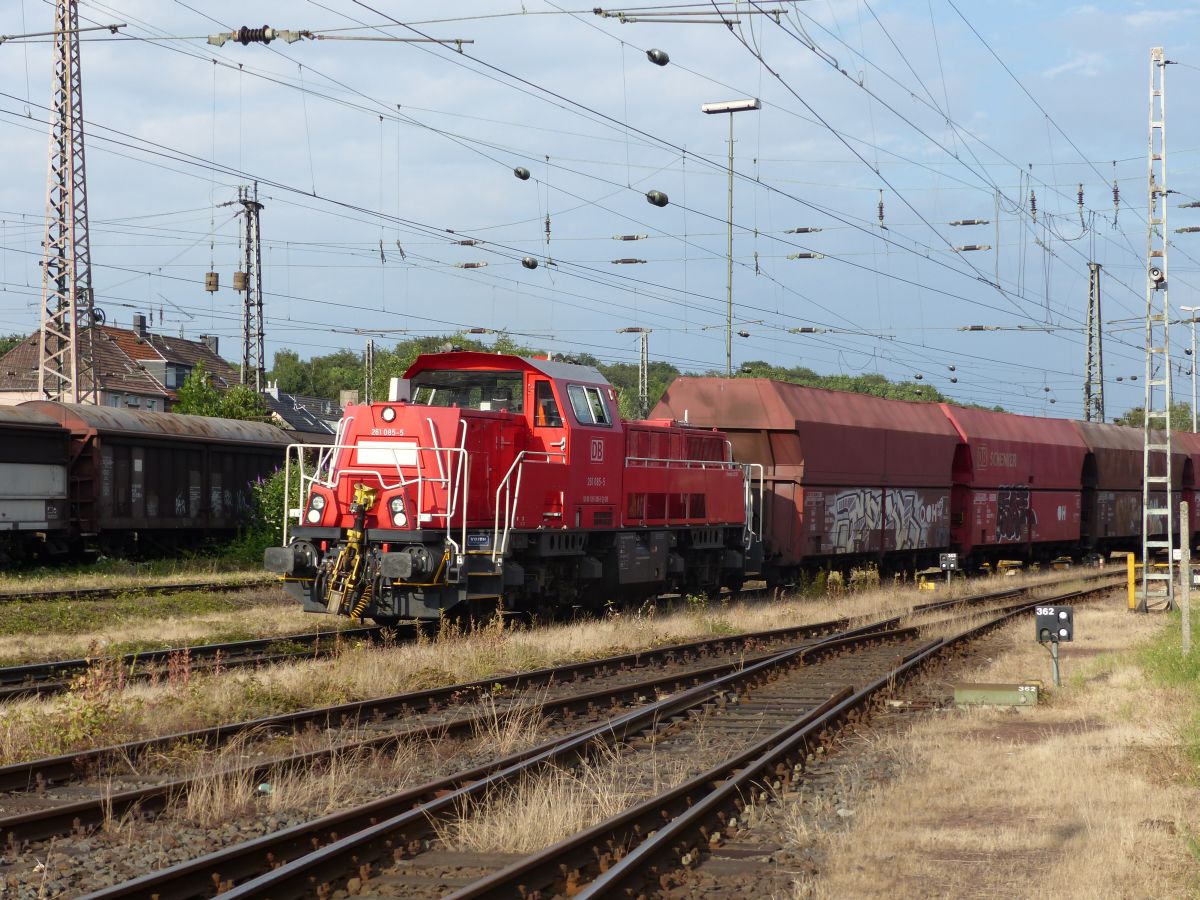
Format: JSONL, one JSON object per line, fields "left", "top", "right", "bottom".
{"left": 567, "top": 384, "right": 610, "bottom": 426}
{"left": 534, "top": 381, "right": 563, "bottom": 427}
{"left": 410, "top": 370, "right": 523, "bottom": 413}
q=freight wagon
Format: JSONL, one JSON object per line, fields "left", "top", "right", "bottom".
{"left": 644, "top": 377, "right": 958, "bottom": 582}
{"left": 20, "top": 402, "right": 291, "bottom": 552}
{"left": 0, "top": 406, "right": 69, "bottom": 560}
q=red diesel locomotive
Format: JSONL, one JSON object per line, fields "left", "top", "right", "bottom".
{"left": 265, "top": 352, "right": 760, "bottom": 621}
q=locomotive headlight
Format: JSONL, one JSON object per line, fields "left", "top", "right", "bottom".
{"left": 389, "top": 496, "right": 407, "bottom": 527}
{"left": 381, "top": 407, "right": 396, "bottom": 423}
{"left": 306, "top": 493, "right": 326, "bottom": 523}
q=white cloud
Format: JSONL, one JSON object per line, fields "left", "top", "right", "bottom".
{"left": 1042, "top": 52, "right": 1106, "bottom": 79}
{"left": 1124, "top": 9, "right": 1197, "bottom": 28}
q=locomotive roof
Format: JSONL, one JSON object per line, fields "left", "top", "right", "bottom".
{"left": 0, "top": 404, "right": 65, "bottom": 430}
{"left": 21, "top": 401, "right": 293, "bottom": 446}
{"left": 404, "top": 351, "right": 609, "bottom": 385}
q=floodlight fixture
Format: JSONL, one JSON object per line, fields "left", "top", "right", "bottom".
{"left": 701, "top": 98, "right": 761, "bottom": 114}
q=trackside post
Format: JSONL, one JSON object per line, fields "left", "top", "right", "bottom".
{"left": 1182, "top": 502, "right": 1191, "bottom": 657}
{"left": 1127, "top": 552, "right": 1137, "bottom": 610}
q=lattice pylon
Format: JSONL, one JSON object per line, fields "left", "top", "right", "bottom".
{"left": 1141, "top": 46, "right": 1175, "bottom": 611}
{"left": 1084, "top": 263, "right": 1104, "bottom": 422}
{"left": 37, "top": 0, "right": 97, "bottom": 404}
{"left": 238, "top": 184, "right": 265, "bottom": 391}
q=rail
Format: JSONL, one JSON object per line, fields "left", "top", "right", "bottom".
{"left": 491, "top": 449, "right": 567, "bottom": 561}
{"left": 72, "top": 575, "right": 1111, "bottom": 898}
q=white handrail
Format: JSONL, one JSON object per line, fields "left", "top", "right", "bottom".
{"left": 492, "top": 450, "right": 566, "bottom": 561}
{"left": 280, "top": 439, "right": 467, "bottom": 547}
{"left": 623, "top": 455, "right": 742, "bottom": 470}
{"left": 743, "top": 462, "right": 765, "bottom": 547}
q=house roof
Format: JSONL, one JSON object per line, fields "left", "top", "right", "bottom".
{"left": 263, "top": 390, "right": 342, "bottom": 435}
{"left": 99, "top": 327, "right": 239, "bottom": 389}
{"left": 0, "top": 325, "right": 238, "bottom": 398}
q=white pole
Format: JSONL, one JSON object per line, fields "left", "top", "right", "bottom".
{"left": 1183, "top": 500, "right": 1192, "bottom": 656}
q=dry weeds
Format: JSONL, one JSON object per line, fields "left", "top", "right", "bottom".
{"left": 437, "top": 706, "right": 738, "bottom": 854}
{"left": 0, "top": 590, "right": 321, "bottom": 665}
{"left": 0, "top": 570, "right": 1086, "bottom": 766}
{"left": 179, "top": 730, "right": 427, "bottom": 828}
{"left": 791, "top": 599, "right": 1200, "bottom": 899}
{"left": 0, "top": 561, "right": 267, "bottom": 595}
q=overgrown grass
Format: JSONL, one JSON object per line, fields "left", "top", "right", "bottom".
{"left": 0, "top": 557, "right": 266, "bottom": 594}
{"left": 0, "top": 589, "right": 266, "bottom": 638}
{"left": 1138, "top": 608, "right": 1200, "bottom": 771}
{"left": 0, "top": 571, "right": 1080, "bottom": 766}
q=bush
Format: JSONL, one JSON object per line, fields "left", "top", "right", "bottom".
{"left": 224, "top": 469, "right": 294, "bottom": 565}
{"left": 849, "top": 564, "right": 881, "bottom": 592}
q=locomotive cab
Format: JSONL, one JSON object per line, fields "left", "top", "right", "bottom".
{"left": 267, "top": 351, "right": 756, "bottom": 622}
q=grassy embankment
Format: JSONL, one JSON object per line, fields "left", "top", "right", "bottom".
{"left": 792, "top": 600, "right": 1200, "bottom": 898}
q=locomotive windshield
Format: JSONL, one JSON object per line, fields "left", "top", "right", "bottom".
{"left": 410, "top": 370, "right": 525, "bottom": 414}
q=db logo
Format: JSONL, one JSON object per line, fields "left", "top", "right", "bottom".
{"left": 974, "top": 444, "right": 989, "bottom": 470}
{"left": 590, "top": 438, "right": 605, "bottom": 463}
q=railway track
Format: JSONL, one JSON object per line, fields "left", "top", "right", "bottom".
{"left": 0, "top": 625, "right": 387, "bottom": 701}
{"left": 199, "top": 581, "right": 1114, "bottom": 900}
{"left": 2, "top": 574, "right": 1110, "bottom": 898}
{"left": 0, "top": 577, "right": 277, "bottom": 605}
{"left": 0, "top": 615, "right": 868, "bottom": 844}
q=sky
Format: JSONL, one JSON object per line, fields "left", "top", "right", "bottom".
{"left": 1, "top": 1, "right": 1199, "bottom": 419}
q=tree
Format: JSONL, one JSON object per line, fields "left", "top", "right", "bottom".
{"left": 1113, "top": 402, "right": 1195, "bottom": 430}
{"left": 734, "top": 360, "right": 950, "bottom": 404}
{"left": 174, "top": 361, "right": 268, "bottom": 421}
{"left": 218, "top": 384, "right": 269, "bottom": 421}
{"left": 173, "top": 361, "right": 222, "bottom": 417}
{"left": 269, "top": 349, "right": 311, "bottom": 394}
{"left": 0, "top": 334, "right": 22, "bottom": 358}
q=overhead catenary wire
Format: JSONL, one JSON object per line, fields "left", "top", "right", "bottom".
{"left": 2, "top": 0, "right": 1152, "bottom": 412}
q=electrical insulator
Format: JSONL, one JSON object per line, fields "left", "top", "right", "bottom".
{"left": 1030, "top": 190, "right": 1037, "bottom": 221}
{"left": 1112, "top": 161, "right": 1120, "bottom": 228}
{"left": 1078, "top": 183, "right": 1085, "bottom": 228}
{"left": 236, "top": 25, "right": 273, "bottom": 45}
{"left": 878, "top": 190, "right": 885, "bottom": 228}
{"left": 544, "top": 214, "right": 551, "bottom": 239}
